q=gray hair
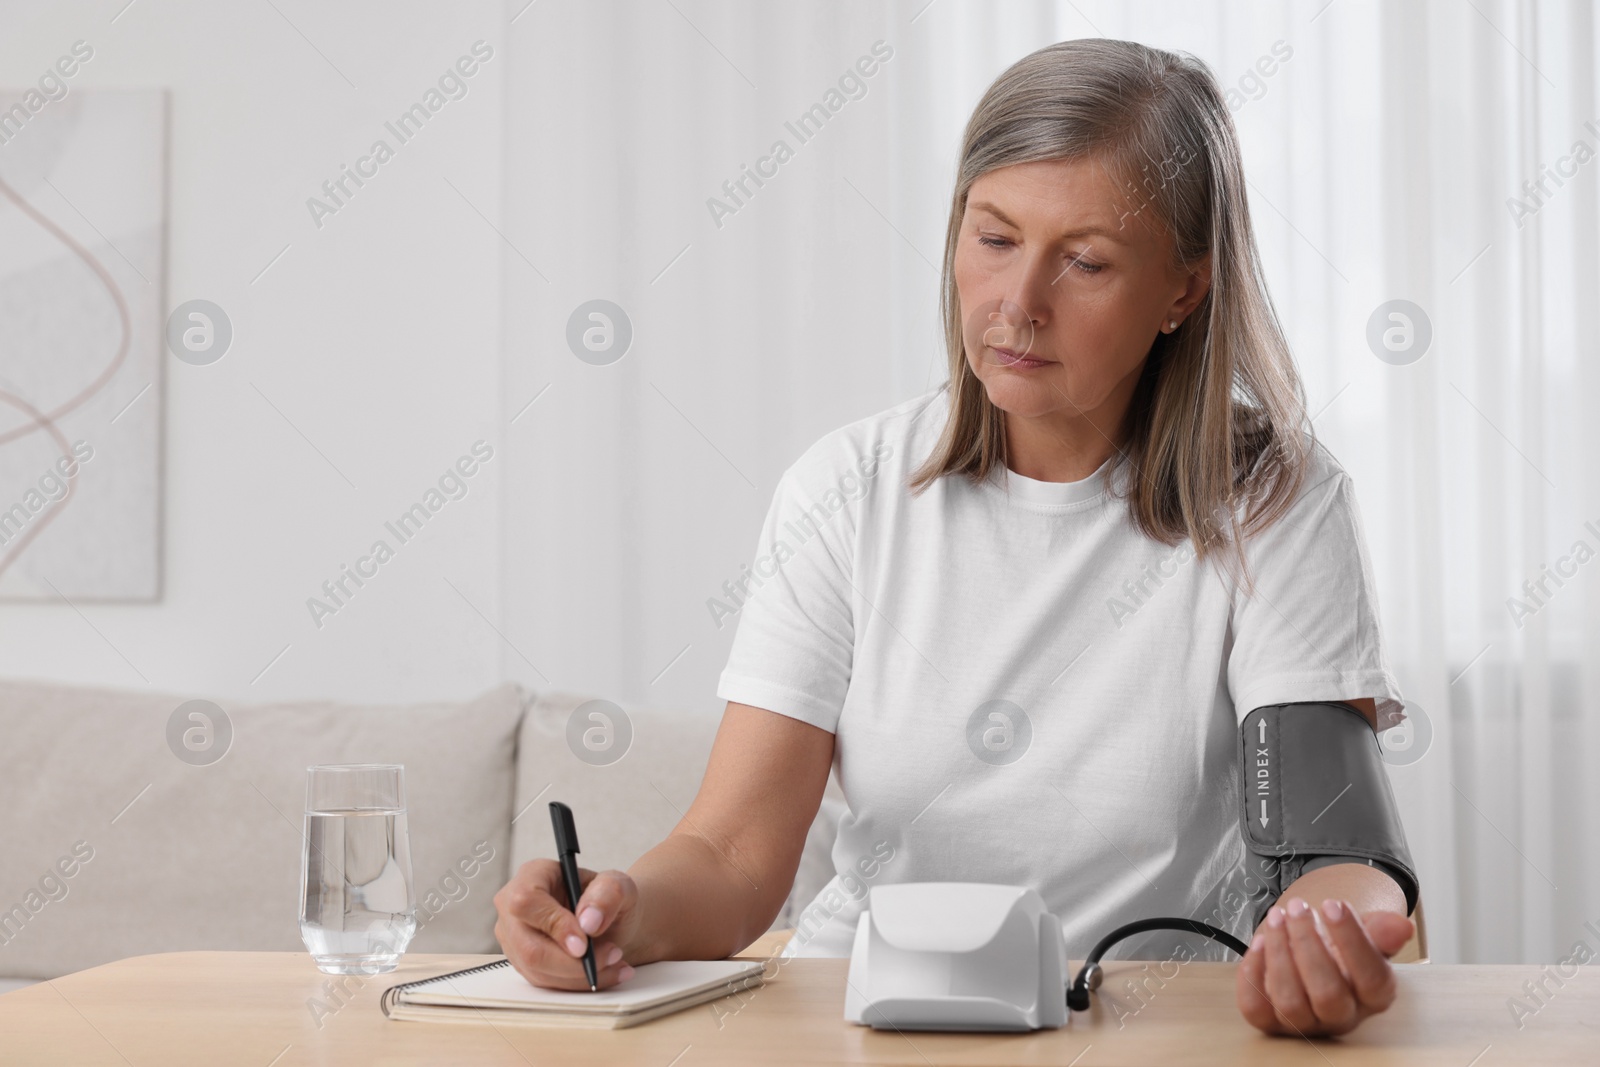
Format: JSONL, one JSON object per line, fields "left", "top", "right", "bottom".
{"left": 909, "top": 38, "right": 1311, "bottom": 592}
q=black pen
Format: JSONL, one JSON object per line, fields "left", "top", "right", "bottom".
{"left": 549, "top": 801, "right": 598, "bottom": 991}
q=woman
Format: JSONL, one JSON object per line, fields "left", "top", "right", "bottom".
{"left": 494, "top": 38, "right": 1418, "bottom": 1038}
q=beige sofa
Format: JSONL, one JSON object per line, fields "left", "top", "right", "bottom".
{"left": 0, "top": 678, "right": 846, "bottom": 994}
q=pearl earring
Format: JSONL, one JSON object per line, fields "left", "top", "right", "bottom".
{"left": 1166, "top": 320, "right": 1178, "bottom": 332}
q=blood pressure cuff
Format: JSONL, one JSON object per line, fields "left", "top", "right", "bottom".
{"left": 1239, "top": 701, "right": 1420, "bottom": 920}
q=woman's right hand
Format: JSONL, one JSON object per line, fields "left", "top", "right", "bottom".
{"left": 493, "top": 859, "right": 643, "bottom": 991}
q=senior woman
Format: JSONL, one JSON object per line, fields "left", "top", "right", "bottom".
{"left": 494, "top": 37, "right": 1418, "bottom": 1038}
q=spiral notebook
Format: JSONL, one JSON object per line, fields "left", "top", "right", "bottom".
{"left": 380, "top": 956, "right": 768, "bottom": 1029}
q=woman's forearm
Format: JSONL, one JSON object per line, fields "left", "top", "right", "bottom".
{"left": 1278, "top": 861, "right": 1407, "bottom": 917}
{"left": 604, "top": 702, "right": 831, "bottom": 968}
{"left": 620, "top": 829, "right": 780, "bottom": 965}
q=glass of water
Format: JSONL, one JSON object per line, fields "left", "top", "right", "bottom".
{"left": 299, "top": 763, "right": 417, "bottom": 975}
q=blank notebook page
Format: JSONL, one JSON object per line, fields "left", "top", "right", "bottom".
{"left": 403, "top": 959, "right": 766, "bottom": 1015}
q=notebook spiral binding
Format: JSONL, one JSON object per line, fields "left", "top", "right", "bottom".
{"left": 379, "top": 957, "right": 513, "bottom": 1018}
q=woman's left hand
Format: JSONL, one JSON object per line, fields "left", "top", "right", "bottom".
{"left": 1236, "top": 897, "right": 1415, "bottom": 1037}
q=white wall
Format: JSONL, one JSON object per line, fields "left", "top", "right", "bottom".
{"left": 498, "top": 1, "right": 915, "bottom": 719}
{"left": 0, "top": 0, "right": 506, "bottom": 704}
{"left": 0, "top": 1, "right": 925, "bottom": 717}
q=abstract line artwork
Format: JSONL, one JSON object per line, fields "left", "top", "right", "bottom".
{"left": 0, "top": 89, "right": 165, "bottom": 600}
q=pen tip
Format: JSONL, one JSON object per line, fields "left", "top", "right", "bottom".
{"left": 590, "top": 982, "right": 597, "bottom": 992}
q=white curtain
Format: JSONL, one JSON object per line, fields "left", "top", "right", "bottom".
{"left": 502, "top": 0, "right": 1600, "bottom": 964}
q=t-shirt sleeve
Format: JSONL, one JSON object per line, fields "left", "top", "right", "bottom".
{"left": 1226, "top": 457, "right": 1404, "bottom": 728}
{"left": 714, "top": 451, "right": 856, "bottom": 734}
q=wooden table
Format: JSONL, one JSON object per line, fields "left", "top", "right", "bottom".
{"left": 0, "top": 946, "right": 1594, "bottom": 1065}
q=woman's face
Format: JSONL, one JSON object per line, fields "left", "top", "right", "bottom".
{"left": 953, "top": 155, "right": 1210, "bottom": 428}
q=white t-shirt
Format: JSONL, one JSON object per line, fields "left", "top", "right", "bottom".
{"left": 715, "top": 385, "right": 1404, "bottom": 961}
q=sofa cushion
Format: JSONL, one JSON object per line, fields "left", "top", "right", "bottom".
{"left": 509, "top": 691, "right": 847, "bottom": 938}
{"left": 0, "top": 678, "right": 524, "bottom": 980}
{"left": 510, "top": 690, "right": 722, "bottom": 877}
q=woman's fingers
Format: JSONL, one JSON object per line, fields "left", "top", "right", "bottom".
{"left": 1283, "top": 899, "right": 1359, "bottom": 1033}
{"left": 1235, "top": 927, "right": 1282, "bottom": 1033}
{"left": 495, "top": 859, "right": 593, "bottom": 956}
{"left": 1260, "top": 906, "right": 1318, "bottom": 1033}
{"left": 494, "top": 910, "right": 633, "bottom": 990}
{"left": 1237, "top": 898, "right": 1409, "bottom": 1037}
{"left": 1321, "top": 901, "right": 1399, "bottom": 1010}
{"left": 1360, "top": 910, "right": 1418, "bottom": 957}
{"left": 493, "top": 859, "right": 639, "bottom": 991}
{"left": 572, "top": 868, "right": 635, "bottom": 940}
